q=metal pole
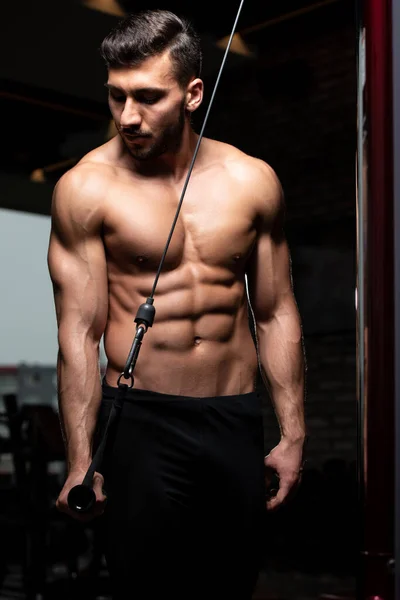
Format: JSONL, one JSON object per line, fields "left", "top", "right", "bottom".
{"left": 356, "top": 0, "right": 395, "bottom": 597}
{"left": 392, "top": 0, "right": 400, "bottom": 595}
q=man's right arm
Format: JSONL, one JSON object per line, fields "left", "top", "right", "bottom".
{"left": 47, "top": 166, "right": 108, "bottom": 515}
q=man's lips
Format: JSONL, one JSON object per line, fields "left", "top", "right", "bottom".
{"left": 123, "top": 133, "right": 150, "bottom": 140}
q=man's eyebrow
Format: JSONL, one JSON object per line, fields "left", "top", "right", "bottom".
{"left": 104, "top": 83, "right": 166, "bottom": 94}
{"left": 135, "top": 87, "right": 166, "bottom": 94}
{"left": 104, "top": 83, "right": 122, "bottom": 91}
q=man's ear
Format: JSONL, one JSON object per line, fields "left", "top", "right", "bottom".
{"left": 185, "top": 78, "right": 203, "bottom": 112}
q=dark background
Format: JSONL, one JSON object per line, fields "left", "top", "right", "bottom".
{"left": 0, "top": 1, "right": 357, "bottom": 598}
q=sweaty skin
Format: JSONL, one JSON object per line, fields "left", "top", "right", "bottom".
{"left": 48, "top": 51, "right": 305, "bottom": 519}
{"left": 49, "top": 137, "right": 282, "bottom": 394}
{"left": 57, "top": 139, "right": 268, "bottom": 395}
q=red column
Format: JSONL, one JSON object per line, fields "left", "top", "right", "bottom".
{"left": 358, "top": 0, "right": 395, "bottom": 598}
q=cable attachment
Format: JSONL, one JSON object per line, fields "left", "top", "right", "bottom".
{"left": 122, "top": 324, "right": 146, "bottom": 379}
{"left": 122, "top": 298, "right": 156, "bottom": 379}
{"left": 134, "top": 297, "right": 156, "bottom": 328}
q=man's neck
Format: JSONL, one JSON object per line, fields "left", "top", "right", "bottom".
{"left": 116, "top": 125, "right": 202, "bottom": 183}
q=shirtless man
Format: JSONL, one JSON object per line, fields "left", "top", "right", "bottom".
{"left": 48, "top": 9, "right": 306, "bottom": 599}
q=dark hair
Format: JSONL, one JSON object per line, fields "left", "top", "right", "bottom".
{"left": 100, "top": 9, "right": 202, "bottom": 88}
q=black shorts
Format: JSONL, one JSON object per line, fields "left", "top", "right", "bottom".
{"left": 98, "top": 381, "right": 267, "bottom": 600}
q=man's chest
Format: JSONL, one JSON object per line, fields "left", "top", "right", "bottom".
{"left": 102, "top": 177, "right": 258, "bottom": 272}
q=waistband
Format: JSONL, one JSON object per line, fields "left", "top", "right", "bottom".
{"left": 102, "top": 378, "right": 257, "bottom": 403}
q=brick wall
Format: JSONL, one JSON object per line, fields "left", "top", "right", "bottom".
{"left": 207, "top": 1, "right": 358, "bottom": 468}
{"left": 196, "top": 1, "right": 357, "bottom": 226}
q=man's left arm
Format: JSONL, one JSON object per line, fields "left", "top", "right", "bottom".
{"left": 246, "top": 166, "right": 307, "bottom": 511}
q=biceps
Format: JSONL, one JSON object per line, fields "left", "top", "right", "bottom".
{"left": 48, "top": 233, "right": 108, "bottom": 343}
{"left": 247, "top": 233, "right": 293, "bottom": 323}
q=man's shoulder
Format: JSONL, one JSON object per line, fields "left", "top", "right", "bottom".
{"left": 54, "top": 147, "right": 117, "bottom": 205}
{"left": 51, "top": 154, "right": 115, "bottom": 231}
{"left": 208, "top": 139, "right": 284, "bottom": 222}
{"left": 207, "top": 138, "right": 279, "bottom": 186}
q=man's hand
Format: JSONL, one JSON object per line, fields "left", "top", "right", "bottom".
{"left": 264, "top": 436, "right": 305, "bottom": 511}
{"left": 56, "top": 469, "right": 107, "bottom": 522}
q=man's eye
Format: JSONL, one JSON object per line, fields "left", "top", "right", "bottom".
{"left": 140, "top": 96, "right": 159, "bottom": 105}
{"left": 110, "top": 93, "right": 125, "bottom": 103}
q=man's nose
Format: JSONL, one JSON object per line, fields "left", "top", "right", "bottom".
{"left": 120, "top": 98, "right": 142, "bottom": 129}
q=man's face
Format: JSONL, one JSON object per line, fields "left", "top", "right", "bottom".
{"left": 106, "top": 52, "right": 188, "bottom": 161}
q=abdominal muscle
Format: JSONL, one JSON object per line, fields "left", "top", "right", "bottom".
{"left": 103, "top": 276, "right": 259, "bottom": 397}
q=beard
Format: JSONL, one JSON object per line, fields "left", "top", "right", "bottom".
{"left": 119, "top": 101, "right": 186, "bottom": 162}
